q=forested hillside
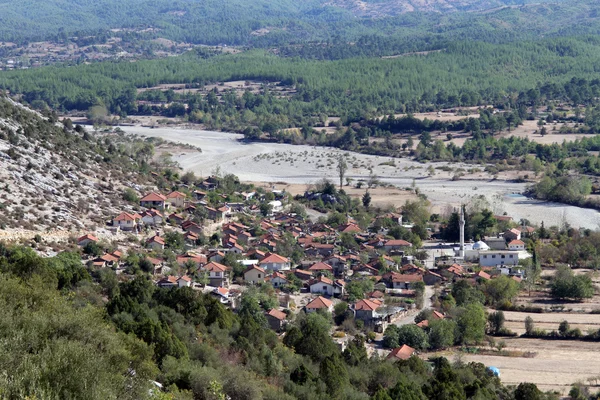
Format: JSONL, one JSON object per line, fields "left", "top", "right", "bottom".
{"left": 2, "top": 36, "right": 600, "bottom": 120}
{"left": 0, "top": 242, "right": 554, "bottom": 399}
{"left": 0, "top": 0, "right": 594, "bottom": 45}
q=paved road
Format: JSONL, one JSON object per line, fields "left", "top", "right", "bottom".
{"left": 393, "top": 285, "right": 435, "bottom": 326}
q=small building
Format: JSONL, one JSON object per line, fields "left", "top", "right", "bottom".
{"left": 265, "top": 309, "right": 287, "bottom": 332}
{"left": 484, "top": 237, "right": 507, "bottom": 250}
{"left": 390, "top": 273, "right": 423, "bottom": 290}
{"left": 177, "top": 275, "right": 192, "bottom": 288}
{"left": 423, "top": 270, "right": 444, "bottom": 286}
{"left": 309, "top": 275, "right": 334, "bottom": 296}
{"left": 308, "top": 261, "right": 333, "bottom": 273}
{"left": 166, "top": 191, "right": 187, "bottom": 208}
{"left": 140, "top": 192, "right": 168, "bottom": 210}
{"left": 383, "top": 239, "right": 412, "bottom": 252}
{"left": 113, "top": 212, "right": 141, "bottom": 231}
{"left": 202, "top": 262, "right": 230, "bottom": 287}
{"left": 157, "top": 276, "right": 178, "bottom": 288}
{"left": 77, "top": 233, "right": 98, "bottom": 247}
{"left": 508, "top": 240, "right": 525, "bottom": 251}
{"left": 269, "top": 271, "right": 289, "bottom": 288}
{"left": 244, "top": 265, "right": 266, "bottom": 285}
{"left": 259, "top": 253, "right": 291, "bottom": 271}
{"left": 141, "top": 209, "right": 164, "bottom": 226}
{"left": 387, "top": 345, "right": 415, "bottom": 361}
{"left": 504, "top": 228, "right": 522, "bottom": 242}
{"left": 305, "top": 296, "right": 334, "bottom": 313}
{"left": 479, "top": 250, "right": 520, "bottom": 267}
{"left": 205, "top": 206, "right": 224, "bottom": 222}
{"left": 334, "top": 279, "right": 346, "bottom": 296}
{"left": 146, "top": 235, "right": 165, "bottom": 251}
{"left": 353, "top": 299, "right": 383, "bottom": 325}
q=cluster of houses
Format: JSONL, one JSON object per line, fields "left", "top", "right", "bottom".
{"left": 76, "top": 184, "right": 538, "bottom": 355}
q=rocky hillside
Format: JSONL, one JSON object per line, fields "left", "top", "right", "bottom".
{"left": 0, "top": 97, "right": 166, "bottom": 239}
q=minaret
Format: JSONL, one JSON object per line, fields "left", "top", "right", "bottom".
{"left": 459, "top": 205, "right": 465, "bottom": 258}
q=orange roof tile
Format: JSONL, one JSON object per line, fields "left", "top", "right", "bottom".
{"left": 306, "top": 296, "right": 333, "bottom": 310}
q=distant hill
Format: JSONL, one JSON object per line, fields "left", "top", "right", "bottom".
{"left": 0, "top": 0, "right": 590, "bottom": 44}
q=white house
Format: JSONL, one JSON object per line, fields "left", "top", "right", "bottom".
{"left": 269, "top": 271, "right": 288, "bottom": 288}
{"left": 166, "top": 191, "right": 187, "bottom": 208}
{"left": 146, "top": 235, "right": 165, "bottom": 251}
{"left": 508, "top": 240, "right": 525, "bottom": 251}
{"left": 202, "top": 262, "right": 230, "bottom": 287}
{"left": 141, "top": 209, "right": 164, "bottom": 226}
{"left": 479, "top": 250, "right": 520, "bottom": 267}
{"left": 244, "top": 265, "right": 266, "bottom": 285}
{"left": 177, "top": 276, "right": 192, "bottom": 288}
{"left": 259, "top": 253, "right": 291, "bottom": 271}
{"left": 309, "top": 275, "right": 334, "bottom": 296}
{"left": 305, "top": 296, "right": 334, "bottom": 313}
{"left": 113, "top": 212, "right": 141, "bottom": 231}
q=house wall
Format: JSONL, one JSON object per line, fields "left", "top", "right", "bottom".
{"left": 271, "top": 277, "right": 287, "bottom": 288}
{"left": 310, "top": 283, "right": 334, "bottom": 296}
{"left": 479, "top": 252, "right": 519, "bottom": 267}
{"left": 244, "top": 269, "right": 265, "bottom": 285}
{"left": 266, "top": 315, "right": 285, "bottom": 331}
{"left": 262, "top": 262, "right": 291, "bottom": 271}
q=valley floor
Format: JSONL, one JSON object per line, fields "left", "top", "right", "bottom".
{"left": 121, "top": 125, "right": 600, "bottom": 230}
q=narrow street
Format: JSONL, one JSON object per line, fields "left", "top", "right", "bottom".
{"left": 392, "top": 285, "right": 435, "bottom": 327}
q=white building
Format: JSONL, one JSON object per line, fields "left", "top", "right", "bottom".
{"left": 479, "top": 250, "right": 531, "bottom": 267}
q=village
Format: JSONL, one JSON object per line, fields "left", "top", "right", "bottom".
{"left": 71, "top": 172, "right": 538, "bottom": 363}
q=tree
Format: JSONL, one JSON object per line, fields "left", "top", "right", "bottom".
{"left": 487, "top": 311, "right": 505, "bottom": 335}
{"left": 362, "top": 190, "right": 371, "bottom": 209}
{"left": 259, "top": 202, "right": 273, "bottom": 217}
{"left": 558, "top": 320, "right": 570, "bottom": 337}
{"left": 524, "top": 316, "right": 535, "bottom": 336}
{"left": 396, "top": 324, "right": 429, "bottom": 350}
{"left": 551, "top": 266, "right": 594, "bottom": 300}
{"left": 455, "top": 303, "right": 486, "bottom": 345}
{"left": 483, "top": 275, "right": 519, "bottom": 306}
{"left": 428, "top": 319, "right": 456, "bottom": 350}
{"left": 163, "top": 231, "right": 184, "bottom": 251}
{"left": 336, "top": 154, "right": 348, "bottom": 190}
{"left": 320, "top": 355, "right": 349, "bottom": 398}
{"left": 514, "top": 382, "right": 543, "bottom": 400}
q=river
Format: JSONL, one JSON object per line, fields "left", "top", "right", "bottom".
{"left": 120, "top": 125, "right": 600, "bottom": 230}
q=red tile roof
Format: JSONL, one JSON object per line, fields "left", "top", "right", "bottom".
{"left": 385, "top": 239, "right": 413, "bottom": 247}
{"left": 387, "top": 345, "right": 415, "bottom": 361}
{"left": 305, "top": 296, "right": 333, "bottom": 310}
{"left": 114, "top": 212, "right": 141, "bottom": 221}
{"left": 245, "top": 265, "right": 266, "bottom": 275}
{"left": 141, "top": 192, "right": 167, "bottom": 202}
{"left": 354, "top": 299, "right": 382, "bottom": 311}
{"left": 147, "top": 235, "right": 165, "bottom": 245}
{"left": 310, "top": 275, "right": 333, "bottom": 286}
{"left": 266, "top": 309, "right": 287, "bottom": 321}
{"left": 167, "top": 191, "right": 186, "bottom": 199}
{"left": 392, "top": 274, "right": 423, "bottom": 283}
{"left": 476, "top": 271, "right": 491, "bottom": 280}
{"left": 77, "top": 233, "right": 98, "bottom": 243}
{"left": 259, "top": 253, "right": 289, "bottom": 264}
{"left": 308, "top": 262, "right": 333, "bottom": 271}
{"left": 340, "top": 223, "right": 362, "bottom": 233}
{"left": 203, "top": 262, "right": 229, "bottom": 272}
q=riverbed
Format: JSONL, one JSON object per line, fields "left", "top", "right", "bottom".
{"left": 122, "top": 125, "right": 600, "bottom": 230}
